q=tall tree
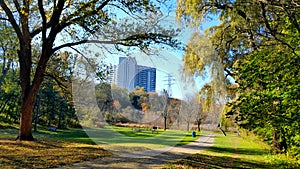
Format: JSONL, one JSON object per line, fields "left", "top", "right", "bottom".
{"left": 181, "top": 94, "right": 199, "bottom": 131}
{"left": 177, "top": 0, "right": 300, "bottom": 154}
{"left": 181, "top": 32, "right": 226, "bottom": 124}
{"left": 177, "top": 0, "right": 300, "bottom": 76}
{"left": 1, "top": 0, "right": 179, "bottom": 140}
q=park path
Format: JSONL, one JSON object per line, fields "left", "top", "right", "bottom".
{"left": 58, "top": 135, "right": 215, "bottom": 169}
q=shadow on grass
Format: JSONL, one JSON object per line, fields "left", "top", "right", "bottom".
{"left": 0, "top": 138, "right": 111, "bottom": 169}
{"left": 175, "top": 134, "right": 208, "bottom": 147}
{"left": 117, "top": 130, "right": 163, "bottom": 138}
{"left": 169, "top": 153, "right": 274, "bottom": 169}
{"left": 208, "top": 146, "right": 269, "bottom": 156}
{"left": 0, "top": 123, "right": 18, "bottom": 129}
{"left": 34, "top": 128, "right": 97, "bottom": 145}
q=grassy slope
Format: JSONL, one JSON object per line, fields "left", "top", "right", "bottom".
{"left": 165, "top": 132, "right": 300, "bottom": 169}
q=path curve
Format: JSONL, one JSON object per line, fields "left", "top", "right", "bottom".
{"left": 57, "top": 135, "right": 215, "bottom": 169}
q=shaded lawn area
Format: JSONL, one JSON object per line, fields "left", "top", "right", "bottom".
{"left": 165, "top": 133, "right": 292, "bottom": 169}
{"left": 0, "top": 138, "right": 112, "bottom": 169}
{"left": 0, "top": 127, "right": 108, "bottom": 169}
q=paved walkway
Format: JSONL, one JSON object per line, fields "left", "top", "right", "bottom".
{"left": 58, "top": 135, "right": 215, "bottom": 169}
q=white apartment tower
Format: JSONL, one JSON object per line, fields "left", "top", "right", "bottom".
{"left": 117, "top": 57, "right": 156, "bottom": 92}
{"left": 117, "top": 57, "right": 137, "bottom": 91}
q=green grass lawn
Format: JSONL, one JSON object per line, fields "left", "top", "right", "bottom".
{"left": 5, "top": 125, "right": 299, "bottom": 168}
{"left": 175, "top": 131, "right": 199, "bottom": 146}
{"left": 0, "top": 125, "right": 199, "bottom": 147}
{"left": 0, "top": 125, "right": 200, "bottom": 168}
{"left": 165, "top": 132, "right": 300, "bottom": 169}
{"left": 22, "top": 125, "right": 198, "bottom": 147}
{"left": 40, "top": 126, "right": 197, "bottom": 149}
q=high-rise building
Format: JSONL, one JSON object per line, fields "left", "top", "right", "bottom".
{"left": 117, "top": 57, "right": 137, "bottom": 91}
{"left": 135, "top": 66, "right": 156, "bottom": 92}
{"left": 117, "top": 57, "right": 156, "bottom": 92}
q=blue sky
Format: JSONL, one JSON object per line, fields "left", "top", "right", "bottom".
{"left": 76, "top": 1, "right": 220, "bottom": 100}
{"left": 100, "top": 15, "right": 219, "bottom": 100}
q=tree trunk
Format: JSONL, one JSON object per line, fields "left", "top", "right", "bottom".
{"left": 164, "top": 116, "right": 167, "bottom": 131}
{"left": 219, "top": 126, "right": 227, "bottom": 136}
{"left": 273, "top": 129, "right": 281, "bottom": 153}
{"left": 17, "top": 13, "right": 35, "bottom": 140}
{"left": 186, "top": 121, "right": 190, "bottom": 131}
{"left": 3, "top": 0, "right": 56, "bottom": 141}
{"left": 19, "top": 99, "right": 35, "bottom": 141}
{"left": 18, "top": 42, "right": 48, "bottom": 140}
{"left": 197, "top": 120, "right": 201, "bottom": 132}
{"left": 273, "top": 129, "right": 287, "bottom": 153}
{"left": 17, "top": 33, "right": 52, "bottom": 140}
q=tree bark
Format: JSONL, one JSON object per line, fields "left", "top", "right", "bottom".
{"left": 164, "top": 116, "right": 167, "bottom": 131}
{"left": 218, "top": 126, "right": 227, "bottom": 136}
{"left": 273, "top": 129, "right": 281, "bottom": 153}
{"left": 186, "top": 121, "right": 190, "bottom": 131}
{"left": 272, "top": 129, "right": 287, "bottom": 153}
{"left": 197, "top": 120, "right": 201, "bottom": 132}
{"left": 17, "top": 36, "right": 50, "bottom": 140}
{"left": 19, "top": 104, "right": 34, "bottom": 140}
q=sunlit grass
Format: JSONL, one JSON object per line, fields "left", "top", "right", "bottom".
{"left": 110, "top": 126, "right": 163, "bottom": 138}
{"left": 89, "top": 126, "right": 195, "bottom": 148}
{"left": 175, "top": 131, "right": 199, "bottom": 146}
{"left": 0, "top": 118, "right": 18, "bottom": 130}
{"left": 165, "top": 132, "right": 300, "bottom": 169}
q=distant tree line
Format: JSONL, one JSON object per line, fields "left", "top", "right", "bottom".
{"left": 95, "top": 83, "right": 209, "bottom": 131}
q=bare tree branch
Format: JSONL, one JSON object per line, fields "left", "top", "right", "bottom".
{"left": 13, "top": 0, "right": 21, "bottom": 13}
{"left": 0, "top": 17, "right": 9, "bottom": 21}
{"left": 38, "top": 0, "right": 47, "bottom": 42}
{"left": 53, "top": 39, "right": 119, "bottom": 52}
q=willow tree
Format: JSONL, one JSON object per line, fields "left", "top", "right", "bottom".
{"left": 181, "top": 32, "right": 226, "bottom": 127}
{"left": 177, "top": 0, "right": 300, "bottom": 154}
{"left": 0, "top": 0, "right": 179, "bottom": 141}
